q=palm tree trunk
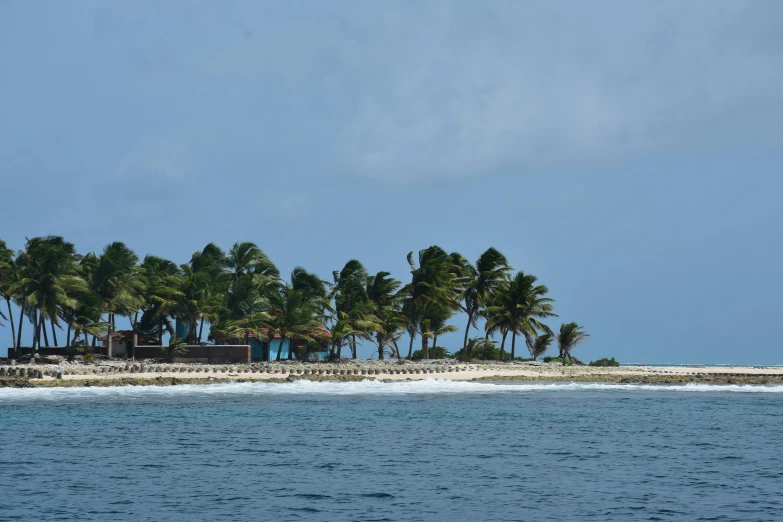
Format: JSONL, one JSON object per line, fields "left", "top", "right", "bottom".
{"left": 433, "top": 335, "right": 438, "bottom": 356}
{"left": 351, "top": 334, "right": 357, "bottom": 359}
{"left": 499, "top": 329, "right": 508, "bottom": 361}
{"left": 33, "top": 309, "right": 42, "bottom": 349}
{"left": 6, "top": 299, "right": 16, "bottom": 350}
{"left": 336, "top": 340, "right": 342, "bottom": 359}
{"left": 159, "top": 317, "right": 164, "bottom": 346}
{"left": 392, "top": 340, "right": 400, "bottom": 359}
{"left": 50, "top": 319, "right": 58, "bottom": 347}
{"left": 407, "top": 334, "right": 415, "bottom": 359}
{"left": 462, "top": 310, "right": 474, "bottom": 351}
{"left": 510, "top": 331, "right": 516, "bottom": 360}
{"left": 66, "top": 324, "right": 71, "bottom": 347}
{"left": 42, "top": 311, "right": 50, "bottom": 347}
{"left": 422, "top": 335, "right": 429, "bottom": 360}
{"left": 483, "top": 331, "right": 490, "bottom": 361}
{"left": 377, "top": 333, "right": 384, "bottom": 360}
{"left": 107, "top": 313, "right": 113, "bottom": 357}
{"left": 16, "top": 306, "right": 24, "bottom": 350}
{"left": 198, "top": 316, "right": 205, "bottom": 343}
{"left": 275, "top": 337, "right": 283, "bottom": 361}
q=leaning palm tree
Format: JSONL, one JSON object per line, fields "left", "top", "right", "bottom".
{"left": 458, "top": 336, "right": 496, "bottom": 362}
{"left": 529, "top": 332, "right": 553, "bottom": 361}
{"left": 460, "top": 248, "right": 511, "bottom": 351}
{"left": 557, "top": 322, "right": 589, "bottom": 365}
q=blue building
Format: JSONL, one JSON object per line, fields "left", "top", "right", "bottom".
{"left": 248, "top": 331, "right": 330, "bottom": 362}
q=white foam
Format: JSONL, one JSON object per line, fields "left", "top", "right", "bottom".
{"left": 1, "top": 379, "right": 783, "bottom": 402}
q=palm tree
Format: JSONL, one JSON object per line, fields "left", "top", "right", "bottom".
{"left": 138, "top": 256, "right": 183, "bottom": 345}
{"left": 557, "top": 322, "right": 589, "bottom": 365}
{"left": 215, "top": 272, "right": 271, "bottom": 344}
{"left": 328, "top": 312, "right": 366, "bottom": 360}
{"left": 366, "top": 271, "right": 402, "bottom": 359}
{"left": 90, "top": 242, "right": 146, "bottom": 356}
{"left": 172, "top": 265, "right": 215, "bottom": 344}
{"left": 486, "top": 272, "right": 556, "bottom": 360}
{"left": 190, "top": 243, "right": 229, "bottom": 343}
{"left": 457, "top": 336, "right": 496, "bottom": 362}
{"left": 460, "top": 248, "right": 510, "bottom": 351}
{"left": 267, "top": 285, "right": 325, "bottom": 361}
{"left": 0, "top": 240, "right": 17, "bottom": 350}
{"left": 332, "top": 260, "right": 370, "bottom": 359}
{"left": 529, "top": 333, "right": 553, "bottom": 361}
{"left": 422, "top": 304, "right": 458, "bottom": 356}
{"left": 225, "top": 242, "right": 278, "bottom": 282}
{"left": 10, "top": 236, "right": 86, "bottom": 350}
{"left": 403, "top": 246, "right": 465, "bottom": 359}
{"left": 59, "top": 290, "right": 107, "bottom": 356}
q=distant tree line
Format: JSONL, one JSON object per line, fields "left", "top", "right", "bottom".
{"left": 0, "top": 238, "right": 589, "bottom": 364}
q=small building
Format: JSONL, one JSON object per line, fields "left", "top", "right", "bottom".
{"left": 100, "top": 331, "right": 159, "bottom": 358}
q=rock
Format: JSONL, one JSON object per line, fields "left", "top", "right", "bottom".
{"left": 38, "top": 355, "right": 65, "bottom": 364}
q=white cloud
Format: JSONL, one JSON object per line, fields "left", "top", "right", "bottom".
{"left": 325, "top": 1, "right": 783, "bottom": 180}
{"left": 80, "top": 1, "right": 783, "bottom": 182}
{"left": 112, "top": 126, "right": 210, "bottom": 181}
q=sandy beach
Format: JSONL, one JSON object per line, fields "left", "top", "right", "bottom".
{"left": 2, "top": 359, "right": 782, "bottom": 387}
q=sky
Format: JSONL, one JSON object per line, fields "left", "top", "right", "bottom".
{"left": 1, "top": 0, "right": 782, "bottom": 363}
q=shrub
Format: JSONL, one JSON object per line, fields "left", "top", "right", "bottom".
{"left": 411, "top": 346, "right": 451, "bottom": 360}
{"left": 452, "top": 345, "right": 529, "bottom": 361}
{"left": 542, "top": 356, "right": 573, "bottom": 366}
{"left": 588, "top": 357, "right": 620, "bottom": 367}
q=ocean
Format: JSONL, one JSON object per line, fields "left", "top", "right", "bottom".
{"left": 1, "top": 380, "right": 781, "bottom": 521}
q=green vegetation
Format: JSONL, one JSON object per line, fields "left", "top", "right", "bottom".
{"left": 557, "top": 322, "right": 590, "bottom": 366}
{"left": 411, "top": 347, "right": 450, "bottom": 360}
{"left": 0, "top": 238, "right": 596, "bottom": 362}
{"left": 588, "top": 357, "right": 620, "bottom": 367}
{"left": 542, "top": 356, "right": 573, "bottom": 366}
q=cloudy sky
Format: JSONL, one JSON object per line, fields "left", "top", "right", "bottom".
{"left": 2, "top": 0, "right": 782, "bottom": 363}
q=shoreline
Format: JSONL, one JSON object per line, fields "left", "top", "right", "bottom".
{"left": 2, "top": 360, "right": 783, "bottom": 388}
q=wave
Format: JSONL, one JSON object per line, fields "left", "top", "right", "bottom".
{"left": 2, "top": 379, "right": 783, "bottom": 402}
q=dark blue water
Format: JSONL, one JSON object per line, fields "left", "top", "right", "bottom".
{"left": 1, "top": 380, "right": 782, "bottom": 521}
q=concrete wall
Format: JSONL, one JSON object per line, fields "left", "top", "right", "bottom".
{"left": 134, "top": 345, "right": 251, "bottom": 364}
{"left": 7, "top": 347, "right": 71, "bottom": 358}
{"left": 7, "top": 345, "right": 250, "bottom": 363}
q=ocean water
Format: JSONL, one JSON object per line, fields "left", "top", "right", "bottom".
{"left": 1, "top": 380, "right": 782, "bottom": 522}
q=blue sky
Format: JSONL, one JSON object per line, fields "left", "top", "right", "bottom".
{"left": 2, "top": 0, "right": 782, "bottom": 363}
